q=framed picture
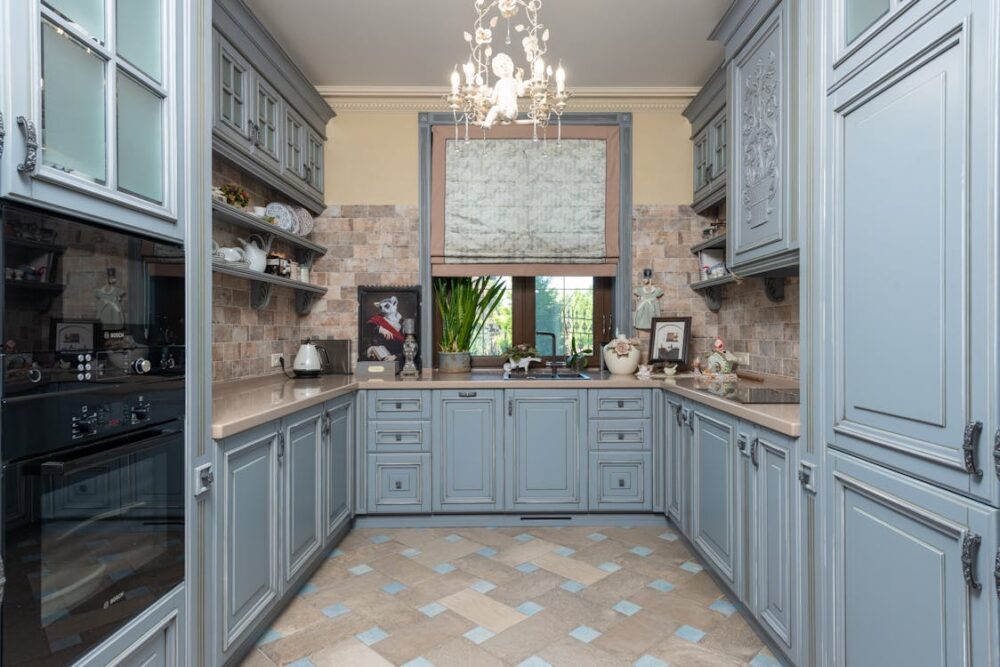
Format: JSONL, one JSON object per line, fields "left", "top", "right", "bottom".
{"left": 357, "top": 285, "right": 421, "bottom": 368}
{"left": 649, "top": 317, "right": 692, "bottom": 366}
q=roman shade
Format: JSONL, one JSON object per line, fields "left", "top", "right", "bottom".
{"left": 430, "top": 124, "right": 621, "bottom": 276}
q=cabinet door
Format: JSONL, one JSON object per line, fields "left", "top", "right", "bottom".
{"left": 282, "top": 106, "right": 306, "bottom": 184}
{"left": 665, "top": 396, "right": 688, "bottom": 533}
{"left": 249, "top": 72, "right": 282, "bottom": 173}
{"left": 828, "top": 451, "right": 999, "bottom": 667}
{"left": 282, "top": 405, "right": 323, "bottom": 583}
{"left": 826, "top": 0, "right": 996, "bottom": 506}
{"left": 692, "top": 129, "right": 711, "bottom": 200}
{"left": 749, "top": 429, "right": 795, "bottom": 651}
{"left": 218, "top": 423, "right": 279, "bottom": 653}
{"left": 589, "top": 451, "right": 652, "bottom": 511}
{"left": 728, "top": 2, "right": 796, "bottom": 273}
{"left": 434, "top": 390, "right": 503, "bottom": 512}
{"left": 367, "top": 453, "right": 431, "bottom": 513}
{"left": 505, "top": 390, "right": 587, "bottom": 511}
{"left": 304, "top": 128, "right": 325, "bottom": 198}
{"left": 709, "top": 109, "right": 728, "bottom": 188}
{"left": 324, "top": 397, "right": 353, "bottom": 541}
{"left": 214, "top": 31, "right": 253, "bottom": 151}
{"left": 690, "top": 405, "right": 740, "bottom": 587}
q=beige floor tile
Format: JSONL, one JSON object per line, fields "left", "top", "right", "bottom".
{"left": 591, "top": 609, "right": 669, "bottom": 659}
{"left": 485, "top": 568, "right": 563, "bottom": 607}
{"left": 570, "top": 538, "right": 633, "bottom": 566}
{"left": 532, "top": 552, "right": 610, "bottom": 585}
{"left": 699, "top": 611, "right": 767, "bottom": 661}
{"left": 439, "top": 588, "right": 527, "bottom": 633}
{"left": 268, "top": 598, "right": 325, "bottom": 636}
{"left": 258, "top": 614, "right": 374, "bottom": 665}
{"left": 480, "top": 613, "right": 572, "bottom": 664}
{"left": 410, "top": 539, "right": 484, "bottom": 568}
{"left": 538, "top": 636, "right": 633, "bottom": 667}
{"left": 454, "top": 527, "right": 521, "bottom": 548}
{"left": 422, "top": 636, "right": 508, "bottom": 667}
{"left": 394, "top": 571, "right": 479, "bottom": 607}
{"left": 452, "top": 552, "right": 521, "bottom": 584}
{"left": 391, "top": 528, "right": 455, "bottom": 549}
{"left": 579, "top": 570, "right": 654, "bottom": 608}
{"left": 673, "top": 570, "right": 732, "bottom": 606}
{"left": 308, "top": 638, "right": 395, "bottom": 667}
{"left": 493, "top": 538, "right": 562, "bottom": 566}
{"left": 533, "top": 587, "right": 623, "bottom": 633}
{"left": 646, "top": 636, "right": 747, "bottom": 666}
{"left": 238, "top": 648, "right": 277, "bottom": 666}
{"left": 368, "top": 613, "right": 472, "bottom": 665}
{"left": 370, "top": 553, "right": 438, "bottom": 587}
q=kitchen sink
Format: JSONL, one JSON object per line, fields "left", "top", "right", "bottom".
{"left": 503, "top": 371, "right": 591, "bottom": 380}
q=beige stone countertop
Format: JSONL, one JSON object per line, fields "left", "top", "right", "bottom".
{"left": 212, "top": 371, "right": 801, "bottom": 440}
{"left": 212, "top": 374, "right": 357, "bottom": 439}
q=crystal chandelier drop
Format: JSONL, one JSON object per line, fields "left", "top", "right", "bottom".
{"left": 446, "top": 0, "right": 570, "bottom": 141}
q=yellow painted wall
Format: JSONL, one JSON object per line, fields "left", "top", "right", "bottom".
{"left": 323, "top": 98, "right": 694, "bottom": 206}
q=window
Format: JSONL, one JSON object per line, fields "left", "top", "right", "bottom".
{"left": 439, "top": 276, "right": 614, "bottom": 367}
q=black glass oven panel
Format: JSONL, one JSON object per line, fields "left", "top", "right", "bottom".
{"left": 2, "top": 203, "right": 185, "bottom": 398}
{"left": 2, "top": 422, "right": 184, "bottom": 667}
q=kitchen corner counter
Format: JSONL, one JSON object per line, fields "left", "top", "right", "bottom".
{"left": 211, "top": 371, "right": 801, "bottom": 440}
{"left": 212, "top": 374, "right": 357, "bottom": 439}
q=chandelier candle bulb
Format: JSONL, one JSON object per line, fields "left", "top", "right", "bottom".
{"left": 556, "top": 65, "right": 565, "bottom": 93}
{"left": 464, "top": 59, "right": 475, "bottom": 84}
{"left": 451, "top": 68, "right": 461, "bottom": 95}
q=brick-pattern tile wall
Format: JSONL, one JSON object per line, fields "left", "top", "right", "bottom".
{"left": 717, "top": 278, "right": 800, "bottom": 378}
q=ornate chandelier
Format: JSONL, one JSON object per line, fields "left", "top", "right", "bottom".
{"left": 446, "top": 0, "right": 570, "bottom": 141}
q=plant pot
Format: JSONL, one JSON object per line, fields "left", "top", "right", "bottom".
{"left": 603, "top": 347, "right": 640, "bottom": 375}
{"left": 438, "top": 351, "right": 471, "bottom": 374}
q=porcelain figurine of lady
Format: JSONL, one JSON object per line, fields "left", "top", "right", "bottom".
{"left": 483, "top": 53, "right": 525, "bottom": 129}
{"left": 633, "top": 275, "right": 663, "bottom": 330}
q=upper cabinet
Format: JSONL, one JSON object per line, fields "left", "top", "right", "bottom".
{"left": 212, "top": 0, "right": 334, "bottom": 214}
{"left": 0, "top": 0, "right": 183, "bottom": 240}
{"left": 683, "top": 65, "right": 727, "bottom": 214}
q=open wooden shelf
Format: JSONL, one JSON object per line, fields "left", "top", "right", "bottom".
{"left": 212, "top": 201, "right": 327, "bottom": 268}
{"left": 212, "top": 260, "right": 327, "bottom": 315}
{"left": 690, "top": 232, "right": 727, "bottom": 254}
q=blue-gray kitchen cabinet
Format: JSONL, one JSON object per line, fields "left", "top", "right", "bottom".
{"left": 0, "top": 0, "right": 184, "bottom": 240}
{"left": 824, "top": 0, "right": 997, "bottom": 507}
{"left": 505, "top": 389, "right": 588, "bottom": 512}
{"left": 683, "top": 64, "right": 727, "bottom": 213}
{"left": 589, "top": 451, "right": 652, "bottom": 511}
{"left": 217, "top": 421, "right": 280, "bottom": 656}
{"left": 690, "top": 404, "right": 741, "bottom": 589}
{"left": 723, "top": 0, "right": 798, "bottom": 275}
{"left": 281, "top": 404, "right": 324, "bottom": 584}
{"left": 827, "top": 450, "right": 999, "bottom": 666}
{"left": 368, "top": 453, "right": 432, "bottom": 513}
{"left": 324, "top": 395, "right": 354, "bottom": 542}
{"left": 433, "top": 390, "right": 504, "bottom": 512}
{"left": 664, "top": 394, "right": 690, "bottom": 533}
{"left": 747, "top": 425, "right": 796, "bottom": 654}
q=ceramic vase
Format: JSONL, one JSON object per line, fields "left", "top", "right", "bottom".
{"left": 438, "top": 351, "right": 471, "bottom": 374}
{"left": 603, "top": 346, "right": 640, "bottom": 375}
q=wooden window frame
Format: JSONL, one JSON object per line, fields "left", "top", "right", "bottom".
{"left": 432, "top": 276, "right": 614, "bottom": 369}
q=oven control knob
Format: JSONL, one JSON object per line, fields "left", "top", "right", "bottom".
{"left": 28, "top": 368, "right": 42, "bottom": 383}
{"left": 132, "top": 358, "right": 152, "bottom": 375}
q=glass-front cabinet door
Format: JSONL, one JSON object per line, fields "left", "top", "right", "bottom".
{"left": 304, "top": 129, "right": 324, "bottom": 198}
{"left": 0, "top": 0, "right": 179, "bottom": 239}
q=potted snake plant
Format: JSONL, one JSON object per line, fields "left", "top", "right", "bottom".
{"left": 433, "top": 277, "right": 506, "bottom": 373}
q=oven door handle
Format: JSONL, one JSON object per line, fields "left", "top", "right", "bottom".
{"left": 39, "top": 427, "right": 182, "bottom": 476}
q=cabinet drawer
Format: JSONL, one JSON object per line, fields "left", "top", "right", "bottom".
{"left": 368, "top": 391, "right": 431, "bottom": 420}
{"left": 367, "top": 421, "right": 430, "bottom": 452}
{"left": 589, "top": 419, "right": 651, "bottom": 450}
{"left": 367, "top": 454, "right": 431, "bottom": 513}
{"left": 589, "top": 390, "right": 651, "bottom": 418}
{"left": 588, "top": 452, "right": 652, "bottom": 511}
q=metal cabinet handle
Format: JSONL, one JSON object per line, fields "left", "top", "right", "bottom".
{"left": 994, "top": 549, "right": 999, "bottom": 600}
{"left": 962, "top": 532, "right": 982, "bottom": 592}
{"left": 322, "top": 413, "right": 331, "bottom": 436}
{"left": 963, "top": 421, "right": 983, "bottom": 478}
{"left": 750, "top": 438, "right": 760, "bottom": 467}
{"left": 798, "top": 468, "right": 811, "bottom": 486}
{"left": 993, "top": 429, "right": 1000, "bottom": 481}
{"left": 617, "top": 400, "right": 625, "bottom": 409}
{"left": 303, "top": 164, "right": 312, "bottom": 182}
{"left": 508, "top": 399, "right": 514, "bottom": 416}
{"left": 277, "top": 433, "right": 286, "bottom": 463}
{"left": 674, "top": 405, "right": 684, "bottom": 427}
{"left": 0, "top": 111, "right": 6, "bottom": 159}
{"left": 16, "top": 116, "right": 37, "bottom": 174}
{"left": 458, "top": 391, "right": 477, "bottom": 398}
{"left": 737, "top": 435, "right": 748, "bottom": 453}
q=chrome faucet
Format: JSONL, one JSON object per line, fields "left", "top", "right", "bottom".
{"left": 536, "top": 331, "right": 561, "bottom": 376}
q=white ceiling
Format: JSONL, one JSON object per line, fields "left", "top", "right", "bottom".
{"left": 243, "top": 0, "right": 731, "bottom": 90}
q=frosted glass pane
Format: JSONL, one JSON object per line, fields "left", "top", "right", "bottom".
{"left": 117, "top": 71, "right": 163, "bottom": 203}
{"left": 117, "top": 0, "right": 162, "bottom": 81}
{"left": 44, "top": 0, "right": 105, "bottom": 41}
{"left": 846, "top": 0, "right": 890, "bottom": 43}
{"left": 42, "top": 22, "right": 106, "bottom": 183}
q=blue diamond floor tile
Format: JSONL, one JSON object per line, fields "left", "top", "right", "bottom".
{"left": 709, "top": 598, "right": 737, "bottom": 617}
{"left": 648, "top": 579, "right": 675, "bottom": 592}
{"left": 515, "top": 562, "right": 539, "bottom": 573}
{"left": 674, "top": 624, "right": 706, "bottom": 644}
{"left": 515, "top": 533, "right": 535, "bottom": 542}
{"left": 630, "top": 546, "right": 653, "bottom": 557}
{"left": 419, "top": 602, "right": 447, "bottom": 618}
{"left": 517, "top": 657, "right": 552, "bottom": 667}
{"left": 463, "top": 626, "right": 496, "bottom": 645}
{"left": 370, "top": 534, "right": 391, "bottom": 544}
{"left": 382, "top": 581, "right": 407, "bottom": 595}
{"left": 598, "top": 562, "right": 622, "bottom": 573}
{"left": 402, "top": 659, "right": 435, "bottom": 667}
{"left": 401, "top": 548, "right": 421, "bottom": 558}
{"left": 444, "top": 534, "right": 463, "bottom": 543}
{"left": 588, "top": 532, "right": 608, "bottom": 542}
{"left": 516, "top": 601, "right": 544, "bottom": 616}
{"left": 356, "top": 626, "right": 389, "bottom": 646}
{"left": 569, "top": 625, "right": 602, "bottom": 644}
{"left": 470, "top": 579, "right": 496, "bottom": 593}
{"left": 256, "top": 628, "right": 282, "bottom": 645}
{"left": 560, "top": 580, "right": 587, "bottom": 593}
{"left": 477, "top": 547, "right": 498, "bottom": 557}
{"left": 679, "top": 561, "right": 703, "bottom": 573}
{"left": 553, "top": 546, "right": 576, "bottom": 557}
{"left": 634, "top": 656, "right": 669, "bottom": 667}
{"left": 348, "top": 564, "right": 373, "bottom": 576}
{"left": 612, "top": 600, "right": 643, "bottom": 616}
{"left": 321, "top": 603, "right": 350, "bottom": 619}
{"left": 433, "top": 563, "right": 456, "bottom": 574}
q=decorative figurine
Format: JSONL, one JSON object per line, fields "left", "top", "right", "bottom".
{"left": 400, "top": 318, "right": 420, "bottom": 377}
{"left": 633, "top": 271, "right": 663, "bottom": 330}
{"left": 483, "top": 53, "right": 525, "bottom": 128}
{"left": 704, "top": 337, "right": 739, "bottom": 376}
{"left": 503, "top": 343, "right": 540, "bottom": 373}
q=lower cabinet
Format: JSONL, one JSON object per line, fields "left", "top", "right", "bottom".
{"left": 664, "top": 395, "right": 689, "bottom": 533}
{"left": 368, "top": 453, "right": 432, "bottom": 513}
{"left": 324, "top": 395, "right": 354, "bottom": 540}
{"left": 505, "top": 389, "right": 587, "bottom": 512}
{"left": 827, "top": 450, "right": 999, "bottom": 667}
{"left": 218, "top": 421, "right": 280, "bottom": 654}
{"left": 690, "top": 404, "right": 741, "bottom": 589}
{"left": 589, "top": 451, "right": 652, "bottom": 511}
{"left": 433, "top": 390, "right": 503, "bottom": 512}
{"left": 282, "top": 405, "right": 324, "bottom": 583}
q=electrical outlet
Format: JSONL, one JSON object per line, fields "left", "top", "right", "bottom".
{"left": 271, "top": 353, "right": 283, "bottom": 368}
{"left": 732, "top": 351, "right": 751, "bottom": 366}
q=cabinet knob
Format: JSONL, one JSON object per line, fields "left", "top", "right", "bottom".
{"left": 395, "top": 402, "right": 402, "bottom": 409}
{"left": 617, "top": 400, "right": 625, "bottom": 408}
{"left": 617, "top": 433, "right": 625, "bottom": 441}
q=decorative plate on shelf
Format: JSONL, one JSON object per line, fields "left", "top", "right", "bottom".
{"left": 265, "top": 203, "right": 298, "bottom": 234}
{"left": 293, "top": 207, "right": 314, "bottom": 236}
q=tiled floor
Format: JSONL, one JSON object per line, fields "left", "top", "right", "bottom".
{"left": 241, "top": 525, "right": 782, "bottom": 667}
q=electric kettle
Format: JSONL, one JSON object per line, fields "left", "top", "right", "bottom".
{"left": 293, "top": 338, "right": 328, "bottom": 377}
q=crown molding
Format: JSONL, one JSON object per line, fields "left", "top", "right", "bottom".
{"left": 316, "top": 85, "right": 700, "bottom": 112}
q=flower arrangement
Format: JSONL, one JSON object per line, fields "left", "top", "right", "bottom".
{"left": 504, "top": 343, "right": 538, "bottom": 362}
{"left": 607, "top": 335, "right": 641, "bottom": 359}
{"left": 220, "top": 184, "right": 250, "bottom": 209}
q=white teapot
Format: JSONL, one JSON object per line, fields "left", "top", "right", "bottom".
{"left": 238, "top": 234, "right": 267, "bottom": 272}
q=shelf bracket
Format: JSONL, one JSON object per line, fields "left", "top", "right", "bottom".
{"left": 295, "top": 290, "right": 322, "bottom": 315}
{"left": 701, "top": 285, "right": 723, "bottom": 312}
{"left": 763, "top": 277, "right": 786, "bottom": 303}
{"left": 294, "top": 247, "right": 319, "bottom": 270}
{"left": 249, "top": 280, "right": 274, "bottom": 310}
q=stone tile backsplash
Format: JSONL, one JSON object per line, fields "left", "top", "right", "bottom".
{"left": 212, "top": 197, "right": 799, "bottom": 382}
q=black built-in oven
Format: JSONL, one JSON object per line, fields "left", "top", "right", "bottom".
{"left": 1, "top": 202, "right": 185, "bottom": 665}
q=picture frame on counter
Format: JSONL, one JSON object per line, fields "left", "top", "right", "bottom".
{"left": 358, "top": 285, "right": 421, "bottom": 369}
{"left": 649, "top": 316, "right": 692, "bottom": 367}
